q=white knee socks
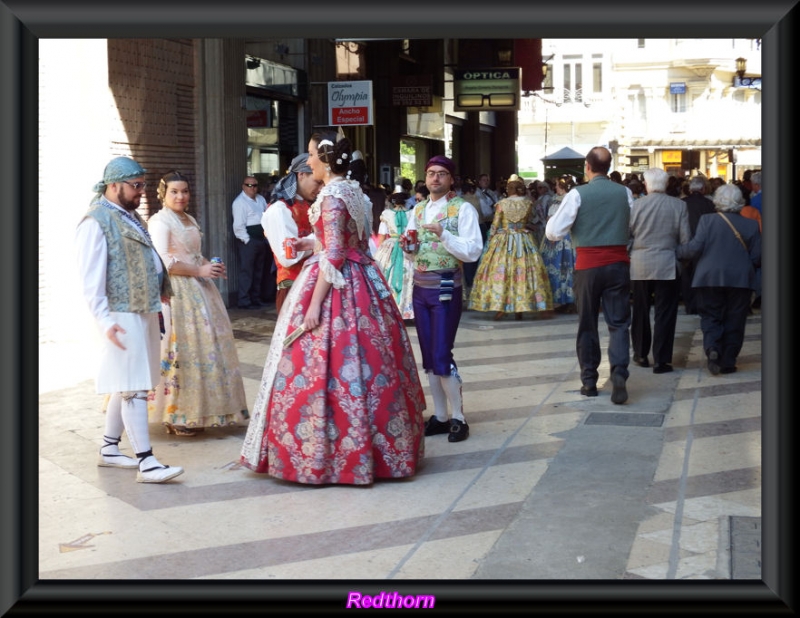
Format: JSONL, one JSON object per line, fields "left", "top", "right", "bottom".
{"left": 441, "top": 373, "right": 465, "bottom": 422}
{"left": 120, "top": 391, "right": 152, "bottom": 456}
{"left": 427, "top": 373, "right": 449, "bottom": 422}
{"left": 103, "top": 392, "right": 125, "bottom": 444}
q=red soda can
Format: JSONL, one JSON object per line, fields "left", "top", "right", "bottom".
{"left": 283, "top": 237, "right": 297, "bottom": 259}
{"left": 405, "top": 229, "right": 418, "bottom": 252}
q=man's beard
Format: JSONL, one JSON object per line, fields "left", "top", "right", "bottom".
{"left": 117, "top": 191, "right": 141, "bottom": 212}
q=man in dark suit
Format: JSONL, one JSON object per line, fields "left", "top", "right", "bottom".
{"left": 680, "top": 176, "right": 715, "bottom": 314}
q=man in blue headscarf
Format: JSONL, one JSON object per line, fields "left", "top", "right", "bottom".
{"left": 75, "top": 156, "right": 185, "bottom": 483}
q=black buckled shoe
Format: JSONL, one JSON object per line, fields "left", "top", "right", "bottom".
{"left": 580, "top": 385, "right": 598, "bottom": 397}
{"left": 424, "top": 415, "right": 451, "bottom": 436}
{"left": 448, "top": 419, "right": 469, "bottom": 442}
{"left": 633, "top": 355, "right": 650, "bottom": 368}
{"left": 652, "top": 363, "right": 674, "bottom": 374}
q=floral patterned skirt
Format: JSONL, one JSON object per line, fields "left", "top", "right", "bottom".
{"left": 540, "top": 234, "right": 576, "bottom": 307}
{"left": 468, "top": 230, "right": 553, "bottom": 313}
{"left": 240, "top": 259, "right": 425, "bottom": 485}
{"left": 373, "top": 236, "right": 415, "bottom": 320}
{"left": 148, "top": 275, "right": 249, "bottom": 429}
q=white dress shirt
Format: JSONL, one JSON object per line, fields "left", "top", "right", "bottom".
{"left": 406, "top": 194, "right": 483, "bottom": 263}
{"left": 75, "top": 202, "right": 163, "bottom": 334}
{"left": 261, "top": 200, "right": 315, "bottom": 268}
{"left": 232, "top": 191, "right": 267, "bottom": 244}
{"left": 477, "top": 188, "right": 497, "bottom": 220}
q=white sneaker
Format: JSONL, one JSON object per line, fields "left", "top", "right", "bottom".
{"left": 136, "top": 456, "right": 185, "bottom": 483}
{"left": 97, "top": 451, "right": 139, "bottom": 469}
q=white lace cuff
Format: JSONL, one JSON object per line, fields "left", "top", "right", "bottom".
{"left": 318, "top": 254, "right": 345, "bottom": 288}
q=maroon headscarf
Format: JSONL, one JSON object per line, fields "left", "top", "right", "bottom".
{"left": 425, "top": 155, "right": 455, "bottom": 177}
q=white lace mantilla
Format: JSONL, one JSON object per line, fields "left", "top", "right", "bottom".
{"left": 309, "top": 177, "right": 373, "bottom": 242}
{"left": 309, "top": 177, "right": 373, "bottom": 288}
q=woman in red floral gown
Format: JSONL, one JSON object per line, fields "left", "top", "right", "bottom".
{"left": 240, "top": 132, "right": 425, "bottom": 484}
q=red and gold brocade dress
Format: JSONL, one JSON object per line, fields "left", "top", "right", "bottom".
{"left": 240, "top": 177, "right": 425, "bottom": 485}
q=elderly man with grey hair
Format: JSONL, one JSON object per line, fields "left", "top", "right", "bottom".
{"left": 677, "top": 183, "right": 761, "bottom": 375}
{"left": 629, "top": 168, "right": 692, "bottom": 373}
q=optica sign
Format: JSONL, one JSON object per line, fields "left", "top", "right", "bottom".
{"left": 328, "top": 80, "right": 373, "bottom": 126}
{"left": 453, "top": 68, "right": 521, "bottom": 112}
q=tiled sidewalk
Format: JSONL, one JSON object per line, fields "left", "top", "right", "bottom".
{"left": 37, "top": 306, "right": 760, "bottom": 584}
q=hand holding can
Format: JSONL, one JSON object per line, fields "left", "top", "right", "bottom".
{"left": 210, "top": 257, "right": 224, "bottom": 278}
{"left": 283, "top": 237, "right": 297, "bottom": 260}
{"left": 405, "top": 229, "right": 418, "bottom": 252}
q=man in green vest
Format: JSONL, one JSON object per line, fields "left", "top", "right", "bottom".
{"left": 403, "top": 155, "right": 483, "bottom": 442}
{"left": 545, "top": 146, "right": 634, "bottom": 404}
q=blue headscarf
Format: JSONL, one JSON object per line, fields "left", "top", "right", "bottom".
{"left": 92, "top": 156, "right": 147, "bottom": 194}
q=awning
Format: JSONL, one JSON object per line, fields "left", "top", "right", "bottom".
{"left": 631, "top": 138, "right": 761, "bottom": 149}
{"left": 734, "top": 149, "right": 762, "bottom": 166}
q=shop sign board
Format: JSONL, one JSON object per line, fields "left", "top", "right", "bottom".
{"left": 392, "top": 75, "right": 433, "bottom": 107}
{"left": 453, "top": 68, "right": 520, "bottom": 112}
{"left": 328, "top": 80, "right": 373, "bottom": 126}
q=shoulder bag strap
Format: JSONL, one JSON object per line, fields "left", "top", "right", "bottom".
{"left": 717, "top": 212, "right": 748, "bottom": 251}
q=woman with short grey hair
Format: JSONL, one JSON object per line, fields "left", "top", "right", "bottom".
{"left": 712, "top": 182, "right": 746, "bottom": 213}
{"left": 676, "top": 183, "right": 760, "bottom": 375}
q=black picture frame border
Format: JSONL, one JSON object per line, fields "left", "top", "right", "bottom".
{"left": 4, "top": 0, "right": 795, "bottom": 614}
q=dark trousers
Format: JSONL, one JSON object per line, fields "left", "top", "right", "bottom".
{"left": 696, "top": 287, "right": 751, "bottom": 370}
{"left": 479, "top": 222, "right": 491, "bottom": 243}
{"left": 631, "top": 278, "right": 680, "bottom": 366}
{"left": 573, "top": 261, "right": 631, "bottom": 387}
{"left": 679, "top": 259, "right": 700, "bottom": 314}
{"left": 412, "top": 283, "right": 463, "bottom": 376}
{"left": 259, "top": 250, "right": 277, "bottom": 303}
{"left": 463, "top": 259, "right": 479, "bottom": 288}
{"left": 237, "top": 237, "right": 267, "bottom": 306}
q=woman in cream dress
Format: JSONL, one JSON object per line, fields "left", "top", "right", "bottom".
{"left": 147, "top": 171, "right": 248, "bottom": 436}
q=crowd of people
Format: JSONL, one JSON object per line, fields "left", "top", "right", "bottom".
{"left": 75, "top": 147, "right": 761, "bottom": 487}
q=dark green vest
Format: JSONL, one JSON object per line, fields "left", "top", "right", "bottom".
{"left": 571, "top": 176, "right": 630, "bottom": 247}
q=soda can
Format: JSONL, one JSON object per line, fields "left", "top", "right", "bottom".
{"left": 210, "top": 257, "right": 223, "bottom": 264}
{"left": 405, "top": 229, "right": 418, "bottom": 252}
{"left": 283, "top": 237, "right": 297, "bottom": 260}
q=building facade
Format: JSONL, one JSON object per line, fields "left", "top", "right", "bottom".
{"left": 518, "top": 38, "right": 762, "bottom": 182}
{"left": 38, "top": 37, "right": 540, "bottom": 346}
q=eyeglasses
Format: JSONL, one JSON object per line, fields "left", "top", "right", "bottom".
{"left": 122, "top": 181, "right": 147, "bottom": 191}
{"left": 425, "top": 171, "right": 450, "bottom": 179}
{"left": 243, "top": 183, "right": 259, "bottom": 188}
